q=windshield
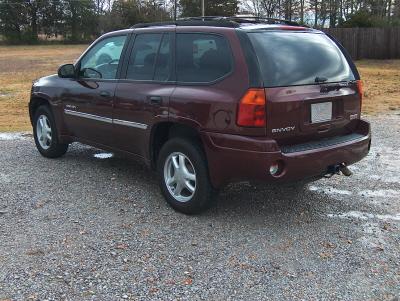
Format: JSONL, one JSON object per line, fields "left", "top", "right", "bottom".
{"left": 248, "top": 31, "right": 355, "bottom": 87}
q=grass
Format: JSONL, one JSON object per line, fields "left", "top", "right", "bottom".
{"left": 0, "top": 45, "right": 399, "bottom": 132}
{"left": 356, "top": 60, "right": 400, "bottom": 115}
{"left": 0, "top": 45, "right": 86, "bottom": 132}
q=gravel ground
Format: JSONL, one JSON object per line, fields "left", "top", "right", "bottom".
{"left": 0, "top": 114, "right": 399, "bottom": 301}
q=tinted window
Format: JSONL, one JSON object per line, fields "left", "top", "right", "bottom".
{"left": 248, "top": 32, "right": 355, "bottom": 87}
{"left": 126, "top": 34, "right": 162, "bottom": 80}
{"left": 154, "top": 34, "right": 172, "bottom": 81}
{"left": 80, "top": 35, "right": 126, "bottom": 79}
{"left": 176, "top": 33, "right": 232, "bottom": 83}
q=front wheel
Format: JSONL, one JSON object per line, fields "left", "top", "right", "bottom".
{"left": 157, "top": 138, "right": 215, "bottom": 214}
{"left": 33, "top": 105, "right": 68, "bottom": 158}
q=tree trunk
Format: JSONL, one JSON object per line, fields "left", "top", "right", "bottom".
{"left": 393, "top": 0, "right": 400, "bottom": 17}
{"left": 300, "top": 0, "right": 305, "bottom": 23}
{"left": 314, "top": 1, "right": 319, "bottom": 27}
{"left": 29, "top": 2, "right": 39, "bottom": 42}
{"left": 70, "top": 1, "right": 78, "bottom": 42}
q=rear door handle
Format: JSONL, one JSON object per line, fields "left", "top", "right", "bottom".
{"left": 317, "top": 124, "right": 331, "bottom": 133}
{"left": 149, "top": 96, "right": 162, "bottom": 105}
{"left": 100, "top": 91, "right": 111, "bottom": 97}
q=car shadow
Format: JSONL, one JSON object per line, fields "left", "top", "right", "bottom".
{"left": 64, "top": 144, "right": 334, "bottom": 225}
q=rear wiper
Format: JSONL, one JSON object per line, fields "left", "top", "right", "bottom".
{"left": 319, "top": 81, "right": 354, "bottom": 93}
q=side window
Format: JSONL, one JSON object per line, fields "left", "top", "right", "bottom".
{"left": 79, "top": 35, "right": 127, "bottom": 80}
{"left": 154, "top": 34, "right": 172, "bottom": 81}
{"left": 126, "top": 34, "right": 162, "bottom": 80}
{"left": 176, "top": 33, "right": 232, "bottom": 83}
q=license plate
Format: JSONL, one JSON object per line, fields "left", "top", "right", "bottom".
{"left": 311, "top": 102, "right": 332, "bottom": 123}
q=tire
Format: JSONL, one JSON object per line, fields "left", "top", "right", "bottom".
{"left": 33, "top": 105, "right": 68, "bottom": 158}
{"left": 157, "top": 138, "right": 215, "bottom": 214}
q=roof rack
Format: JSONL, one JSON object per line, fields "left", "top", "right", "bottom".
{"left": 180, "top": 16, "right": 301, "bottom": 26}
{"left": 131, "top": 16, "right": 303, "bottom": 29}
{"left": 131, "top": 20, "right": 238, "bottom": 29}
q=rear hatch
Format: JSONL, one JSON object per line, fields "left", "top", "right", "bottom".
{"left": 247, "top": 30, "right": 361, "bottom": 146}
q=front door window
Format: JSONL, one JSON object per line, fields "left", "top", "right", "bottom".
{"left": 79, "top": 35, "right": 127, "bottom": 80}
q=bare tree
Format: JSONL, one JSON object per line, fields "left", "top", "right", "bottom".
{"left": 241, "top": 0, "right": 262, "bottom": 17}
{"left": 259, "top": 0, "right": 281, "bottom": 18}
{"left": 299, "top": 0, "right": 305, "bottom": 23}
{"left": 395, "top": 0, "right": 400, "bottom": 17}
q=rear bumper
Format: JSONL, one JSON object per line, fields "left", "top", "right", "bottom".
{"left": 201, "top": 119, "right": 371, "bottom": 188}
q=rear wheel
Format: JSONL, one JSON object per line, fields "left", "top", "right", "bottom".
{"left": 157, "top": 138, "right": 215, "bottom": 214}
{"left": 33, "top": 105, "right": 68, "bottom": 158}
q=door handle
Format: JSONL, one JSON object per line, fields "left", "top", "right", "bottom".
{"left": 149, "top": 96, "right": 162, "bottom": 105}
{"left": 100, "top": 91, "right": 111, "bottom": 97}
{"left": 317, "top": 124, "right": 331, "bottom": 133}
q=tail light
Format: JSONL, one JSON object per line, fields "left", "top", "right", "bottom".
{"left": 356, "top": 80, "right": 363, "bottom": 109}
{"left": 237, "top": 89, "right": 266, "bottom": 127}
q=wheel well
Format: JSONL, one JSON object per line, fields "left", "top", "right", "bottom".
{"left": 29, "top": 97, "right": 50, "bottom": 125}
{"left": 150, "top": 122, "right": 203, "bottom": 169}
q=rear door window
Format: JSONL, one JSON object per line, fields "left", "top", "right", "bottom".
{"left": 176, "top": 33, "right": 232, "bottom": 83}
{"left": 126, "top": 34, "right": 162, "bottom": 80}
{"left": 154, "top": 34, "right": 172, "bottom": 81}
{"left": 126, "top": 33, "right": 172, "bottom": 81}
{"left": 248, "top": 32, "right": 355, "bottom": 87}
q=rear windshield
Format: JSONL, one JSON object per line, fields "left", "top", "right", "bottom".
{"left": 248, "top": 31, "right": 355, "bottom": 87}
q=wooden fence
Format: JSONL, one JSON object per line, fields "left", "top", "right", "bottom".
{"left": 323, "top": 27, "right": 400, "bottom": 60}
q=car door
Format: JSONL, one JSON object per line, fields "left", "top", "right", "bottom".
{"left": 62, "top": 34, "right": 128, "bottom": 146}
{"left": 113, "top": 29, "right": 175, "bottom": 157}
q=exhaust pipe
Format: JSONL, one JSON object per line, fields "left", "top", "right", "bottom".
{"left": 339, "top": 163, "right": 352, "bottom": 177}
{"left": 325, "top": 163, "right": 352, "bottom": 178}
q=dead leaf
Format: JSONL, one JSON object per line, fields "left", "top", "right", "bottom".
{"left": 116, "top": 243, "right": 128, "bottom": 250}
{"left": 120, "top": 223, "right": 133, "bottom": 229}
{"left": 183, "top": 278, "right": 193, "bottom": 285}
{"left": 319, "top": 252, "right": 332, "bottom": 259}
{"left": 322, "top": 242, "right": 335, "bottom": 249}
{"left": 34, "top": 200, "right": 48, "bottom": 209}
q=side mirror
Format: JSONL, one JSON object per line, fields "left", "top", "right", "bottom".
{"left": 58, "top": 64, "right": 75, "bottom": 78}
{"left": 82, "top": 68, "right": 102, "bottom": 79}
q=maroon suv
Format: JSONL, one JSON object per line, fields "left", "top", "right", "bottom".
{"left": 29, "top": 17, "right": 371, "bottom": 214}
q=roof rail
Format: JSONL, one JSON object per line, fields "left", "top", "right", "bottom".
{"left": 131, "top": 16, "right": 304, "bottom": 29}
{"left": 131, "top": 19, "right": 239, "bottom": 29}
{"left": 180, "top": 16, "right": 301, "bottom": 26}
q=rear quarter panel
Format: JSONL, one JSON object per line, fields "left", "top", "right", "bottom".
{"left": 169, "top": 27, "right": 265, "bottom": 136}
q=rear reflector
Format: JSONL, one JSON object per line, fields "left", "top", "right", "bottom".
{"left": 357, "top": 80, "right": 363, "bottom": 109}
{"left": 237, "top": 89, "right": 266, "bottom": 127}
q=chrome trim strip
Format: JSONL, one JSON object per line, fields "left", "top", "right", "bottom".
{"left": 64, "top": 109, "right": 148, "bottom": 130}
{"left": 113, "top": 119, "right": 148, "bottom": 130}
{"left": 64, "top": 109, "right": 113, "bottom": 124}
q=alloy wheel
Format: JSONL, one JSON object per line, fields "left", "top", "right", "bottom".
{"left": 163, "top": 152, "right": 197, "bottom": 202}
{"left": 36, "top": 114, "right": 52, "bottom": 150}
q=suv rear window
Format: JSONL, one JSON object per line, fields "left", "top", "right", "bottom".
{"left": 248, "top": 32, "right": 355, "bottom": 87}
{"left": 176, "top": 33, "right": 232, "bottom": 83}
